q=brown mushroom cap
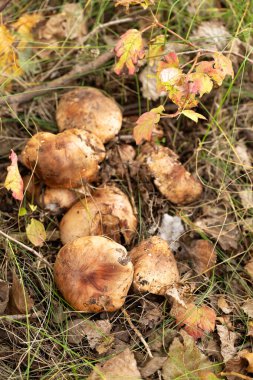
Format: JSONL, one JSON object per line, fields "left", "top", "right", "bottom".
{"left": 20, "top": 129, "right": 105, "bottom": 188}
{"left": 139, "top": 144, "right": 202, "bottom": 205}
{"left": 23, "top": 175, "right": 88, "bottom": 213}
{"left": 54, "top": 236, "right": 133, "bottom": 312}
{"left": 129, "top": 236, "right": 180, "bottom": 295}
{"left": 56, "top": 87, "right": 123, "bottom": 143}
{"left": 59, "top": 185, "right": 137, "bottom": 245}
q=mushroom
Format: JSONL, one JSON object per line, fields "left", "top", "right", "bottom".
{"left": 59, "top": 184, "right": 137, "bottom": 244}
{"left": 129, "top": 236, "right": 180, "bottom": 295}
{"left": 20, "top": 129, "right": 105, "bottom": 188}
{"left": 23, "top": 175, "right": 88, "bottom": 214}
{"left": 54, "top": 236, "right": 133, "bottom": 312}
{"left": 56, "top": 87, "right": 122, "bottom": 143}
{"left": 139, "top": 144, "right": 202, "bottom": 205}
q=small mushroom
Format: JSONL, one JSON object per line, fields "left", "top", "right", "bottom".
{"left": 54, "top": 236, "right": 133, "bottom": 312}
{"left": 59, "top": 185, "right": 137, "bottom": 244}
{"left": 20, "top": 129, "right": 105, "bottom": 188}
{"left": 139, "top": 144, "right": 202, "bottom": 205}
{"left": 129, "top": 236, "right": 180, "bottom": 295}
{"left": 23, "top": 175, "right": 88, "bottom": 214}
{"left": 56, "top": 87, "right": 122, "bottom": 143}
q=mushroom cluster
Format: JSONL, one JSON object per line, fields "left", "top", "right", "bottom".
{"left": 19, "top": 86, "right": 205, "bottom": 313}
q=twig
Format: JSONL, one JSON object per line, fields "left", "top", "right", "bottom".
{"left": 122, "top": 308, "right": 153, "bottom": 358}
{"left": 0, "top": 311, "right": 43, "bottom": 321}
{"left": 0, "top": 50, "right": 114, "bottom": 106}
{"left": 0, "top": 0, "right": 12, "bottom": 12}
{"left": 0, "top": 229, "right": 52, "bottom": 268}
{"left": 220, "top": 372, "right": 252, "bottom": 380}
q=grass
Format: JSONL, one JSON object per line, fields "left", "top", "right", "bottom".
{"left": 0, "top": 0, "right": 253, "bottom": 378}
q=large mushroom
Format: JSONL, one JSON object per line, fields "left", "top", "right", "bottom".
{"left": 54, "top": 236, "right": 133, "bottom": 312}
{"left": 129, "top": 236, "right": 180, "bottom": 295}
{"left": 56, "top": 87, "right": 122, "bottom": 143}
{"left": 20, "top": 129, "right": 105, "bottom": 188}
{"left": 139, "top": 144, "right": 203, "bottom": 205}
{"left": 59, "top": 184, "right": 137, "bottom": 244}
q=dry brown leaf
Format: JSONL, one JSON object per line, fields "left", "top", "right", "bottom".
{"left": 0, "top": 280, "right": 9, "bottom": 314}
{"left": 8, "top": 271, "right": 34, "bottom": 314}
{"left": 139, "top": 301, "right": 163, "bottom": 329}
{"left": 235, "top": 140, "right": 252, "bottom": 168}
{"left": 87, "top": 348, "right": 142, "bottom": 379}
{"left": 37, "top": 3, "right": 87, "bottom": 55}
{"left": 194, "top": 206, "right": 239, "bottom": 251}
{"left": 189, "top": 240, "right": 216, "bottom": 276}
{"left": 239, "top": 189, "right": 253, "bottom": 210}
{"left": 224, "top": 356, "right": 247, "bottom": 380}
{"left": 140, "top": 356, "right": 167, "bottom": 378}
{"left": 217, "top": 324, "right": 238, "bottom": 362}
{"left": 245, "top": 258, "right": 253, "bottom": 279}
{"left": 238, "top": 350, "right": 253, "bottom": 373}
{"left": 242, "top": 299, "right": 253, "bottom": 319}
{"left": 191, "top": 22, "right": 232, "bottom": 51}
{"left": 68, "top": 319, "right": 113, "bottom": 353}
{"left": 162, "top": 330, "right": 217, "bottom": 380}
{"left": 217, "top": 297, "right": 232, "bottom": 314}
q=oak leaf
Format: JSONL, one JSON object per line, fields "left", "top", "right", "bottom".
{"left": 4, "top": 150, "right": 24, "bottom": 201}
{"left": 114, "top": 29, "right": 145, "bottom": 75}
{"left": 133, "top": 105, "right": 164, "bottom": 144}
{"left": 171, "top": 301, "right": 216, "bottom": 339}
{"left": 26, "top": 218, "right": 46, "bottom": 247}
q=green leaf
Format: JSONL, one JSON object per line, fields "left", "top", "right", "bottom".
{"left": 26, "top": 218, "right": 46, "bottom": 247}
{"left": 18, "top": 207, "right": 27, "bottom": 217}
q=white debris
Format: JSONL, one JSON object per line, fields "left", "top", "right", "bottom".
{"left": 158, "top": 214, "right": 184, "bottom": 251}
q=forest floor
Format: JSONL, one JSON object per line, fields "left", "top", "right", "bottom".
{"left": 0, "top": 1, "right": 253, "bottom": 379}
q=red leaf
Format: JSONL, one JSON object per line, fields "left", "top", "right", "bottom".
{"left": 171, "top": 301, "right": 216, "bottom": 339}
{"left": 133, "top": 105, "right": 164, "bottom": 144}
{"left": 114, "top": 29, "right": 145, "bottom": 75}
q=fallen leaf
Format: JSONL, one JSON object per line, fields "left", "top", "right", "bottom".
{"left": 188, "top": 240, "right": 216, "bottom": 276}
{"left": 26, "top": 218, "right": 46, "bottom": 247}
{"left": 162, "top": 330, "right": 217, "bottom": 380}
{"left": 8, "top": 271, "right": 34, "bottom": 314}
{"left": 235, "top": 140, "right": 252, "bottom": 168}
{"left": 217, "top": 324, "right": 238, "bottom": 362}
{"left": 12, "top": 13, "right": 42, "bottom": 47}
{"left": 139, "top": 300, "right": 163, "bottom": 329}
{"left": 88, "top": 348, "right": 142, "bottom": 379}
{"left": 239, "top": 189, "right": 253, "bottom": 210}
{"left": 0, "top": 280, "right": 9, "bottom": 314}
{"left": 115, "top": 0, "right": 155, "bottom": 9}
{"left": 194, "top": 206, "right": 239, "bottom": 251}
{"left": 140, "top": 356, "right": 167, "bottom": 378}
{"left": 245, "top": 258, "right": 253, "bottom": 279}
{"left": 139, "top": 63, "right": 166, "bottom": 100}
{"left": 170, "top": 301, "right": 216, "bottom": 339}
{"left": 68, "top": 319, "right": 113, "bottom": 353}
{"left": 4, "top": 150, "right": 24, "bottom": 201}
{"left": 224, "top": 356, "right": 247, "bottom": 380}
{"left": 114, "top": 29, "right": 145, "bottom": 75}
{"left": 37, "top": 3, "right": 87, "bottom": 56}
{"left": 181, "top": 110, "right": 206, "bottom": 123}
{"left": 238, "top": 351, "right": 253, "bottom": 373}
{"left": 242, "top": 299, "right": 253, "bottom": 319}
{"left": 217, "top": 297, "right": 232, "bottom": 314}
{"left": 247, "top": 321, "right": 253, "bottom": 337}
{"left": 0, "top": 25, "right": 22, "bottom": 86}
{"left": 158, "top": 214, "right": 184, "bottom": 251}
{"left": 133, "top": 105, "right": 164, "bottom": 144}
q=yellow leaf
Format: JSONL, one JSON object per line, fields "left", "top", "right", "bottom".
{"left": 188, "top": 72, "right": 213, "bottom": 97}
{"left": 182, "top": 110, "right": 206, "bottom": 123}
{"left": 26, "top": 218, "right": 46, "bottom": 247}
{"left": 147, "top": 34, "right": 166, "bottom": 66}
{"left": 114, "top": 29, "right": 145, "bottom": 75}
{"left": 12, "top": 14, "right": 42, "bottom": 41}
{"left": 4, "top": 150, "right": 24, "bottom": 201}
{"left": 0, "top": 25, "right": 22, "bottom": 85}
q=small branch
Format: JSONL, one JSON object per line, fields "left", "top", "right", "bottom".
{"left": 0, "top": 311, "right": 43, "bottom": 321}
{"left": 220, "top": 372, "right": 252, "bottom": 380}
{"left": 0, "top": 50, "right": 114, "bottom": 106}
{"left": 161, "top": 110, "right": 180, "bottom": 119}
{"left": 0, "top": 229, "right": 52, "bottom": 268}
{"left": 122, "top": 308, "right": 153, "bottom": 358}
